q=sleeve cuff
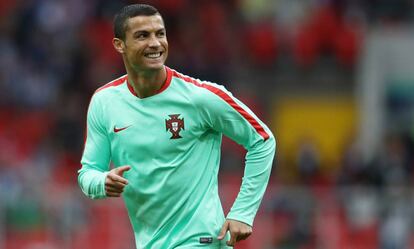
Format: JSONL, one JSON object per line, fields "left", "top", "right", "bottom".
{"left": 226, "top": 214, "right": 253, "bottom": 227}
{"left": 89, "top": 171, "right": 108, "bottom": 199}
{"left": 100, "top": 171, "right": 109, "bottom": 197}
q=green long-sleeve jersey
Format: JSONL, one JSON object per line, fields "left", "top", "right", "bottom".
{"left": 78, "top": 67, "right": 276, "bottom": 249}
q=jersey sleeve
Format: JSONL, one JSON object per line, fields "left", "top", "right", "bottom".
{"left": 78, "top": 93, "right": 111, "bottom": 199}
{"left": 198, "top": 83, "right": 276, "bottom": 226}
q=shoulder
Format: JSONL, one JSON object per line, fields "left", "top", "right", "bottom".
{"left": 169, "top": 68, "right": 229, "bottom": 102}
{"left": 88, "top": 74, "right": 127, "bottom": 111}
{"left": 94, "top": 74, "right": 128, "bottom": 98}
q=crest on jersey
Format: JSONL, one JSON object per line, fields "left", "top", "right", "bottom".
{"left": 165, "top": 114, "right": 184, "bottom": 139}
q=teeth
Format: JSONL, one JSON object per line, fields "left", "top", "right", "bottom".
{"left": 146, "top": 53, "right": 161, "bottom": 58}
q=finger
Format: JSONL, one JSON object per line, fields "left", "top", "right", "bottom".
{"left": 106, "top": 190, "right": 121, "bottom": 197}
{"left": 237, "top": 232, "right": 250, "bottom": 241}
{"left": 114, "top": 165, "right": 131, "bottom": 176}
{"left": 237, "top": 229, "right": 252, "bottom": 241}
{"left": 105, "top": 185, "right": 124, "bottom": 193}
{"left": 226, "top": 232, "right": 237, "bottom": 246}
{"left": 108, "top": 173, "right": 128, "bottom": 185}
{"left": 106, "top": 191, "right": 121, "bottom": 197}
{"left": 217, "top": 220, "right": 229, "bottom": 240}
{"left": 106, "top": 179, "right": 127, "bottom": 189}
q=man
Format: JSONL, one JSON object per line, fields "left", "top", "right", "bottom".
{"left": 78, "top": 4, "right": 276, "bottom": 249}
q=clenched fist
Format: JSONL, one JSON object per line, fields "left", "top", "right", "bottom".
{"left": 217, "top": 219, "right": 252, "bottom": 247}
{"left": 105, "top": 165, "right": 130, "bottom": 197}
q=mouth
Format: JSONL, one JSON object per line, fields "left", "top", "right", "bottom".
{"left": 144, "top": 52, "right": 163, "bottom": 59}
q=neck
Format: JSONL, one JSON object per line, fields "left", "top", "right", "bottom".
{"left": 126, "top": 66, "right": 167, "bottom": 98}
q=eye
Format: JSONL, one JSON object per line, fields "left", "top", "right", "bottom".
{"left": 157, "top": 30, "right": 166, "bottom": 37}
{"left": 134, "top": 32, "right": 148, "bottom": 39}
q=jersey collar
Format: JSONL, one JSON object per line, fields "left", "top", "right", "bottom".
{"left": 126, "top": 66, "right": 173, "bottom": 97}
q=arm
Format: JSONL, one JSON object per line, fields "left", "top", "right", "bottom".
{"left": 78, "top": 94, "right": 111, "bottom": 199}
{"left": 198, "top": 83, "right": 276, "bottom": 245}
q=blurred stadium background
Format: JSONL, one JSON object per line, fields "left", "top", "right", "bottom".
{"left": 1, "top": 0, "right": 414, "bottom": 248}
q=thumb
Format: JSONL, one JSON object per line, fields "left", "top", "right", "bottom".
{"left": 217, "top": 220, "right": 229, "bottom": 240}
{"left": 115, "top": 165, "right": 131, "bottom": 176}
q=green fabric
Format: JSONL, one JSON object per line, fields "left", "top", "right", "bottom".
{"left": 78, "top": 67, "right": 276, "bottom": 248}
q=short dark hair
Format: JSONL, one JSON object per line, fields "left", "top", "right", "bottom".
{"left": 113, "top": 4, "right": 161, "bottom": 41}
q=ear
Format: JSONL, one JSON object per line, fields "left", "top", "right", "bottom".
{"left": 113, "top": 38, "right": 125, "bottom": 54}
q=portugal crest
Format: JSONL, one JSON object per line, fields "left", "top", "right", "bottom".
{"left": 165, "top": 114, "right": 184, "bottom": 139}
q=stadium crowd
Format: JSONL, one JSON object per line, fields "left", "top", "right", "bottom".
{"left": 1, "top": 0, "right": 414, "bottom": 248}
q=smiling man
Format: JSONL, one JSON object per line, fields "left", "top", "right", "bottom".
{"left": 78, "top": 4, "right": 276, "bottom": 249}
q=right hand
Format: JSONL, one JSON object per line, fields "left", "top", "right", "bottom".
{"left": 105, "top": 165, "right": 131, "bottom": 197}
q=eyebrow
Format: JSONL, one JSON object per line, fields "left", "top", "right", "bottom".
{"left": 133, "top": 28, "right": 166, "bottom": 34}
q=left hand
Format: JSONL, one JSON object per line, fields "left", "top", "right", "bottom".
{"left": 217, "top": 219, "right": 252, "bottom": 247}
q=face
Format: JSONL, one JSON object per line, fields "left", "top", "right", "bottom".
{"left": 114, "top": 15, "right": 168, "bottom": 72}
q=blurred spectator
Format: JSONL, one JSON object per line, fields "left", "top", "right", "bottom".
{"left": 296, "top": 137, "right": 321, "bottom": 184}
{"left": 2, "top": 0, "right": 414, "bottom": 248}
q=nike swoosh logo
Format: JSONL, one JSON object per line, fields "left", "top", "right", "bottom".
{"left": 114, "top": 125, "right": 131, "bottom": 133}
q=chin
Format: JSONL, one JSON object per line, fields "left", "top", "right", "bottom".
{"left": 145, "top": 65, "right": 164, "bottom": 71}
{"left": 135, "top": 58, "right": 166, "bottom": 72}
{"left": 145, "top": 62, "right": 165, "bottom": 70}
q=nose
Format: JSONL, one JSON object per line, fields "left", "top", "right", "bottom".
{"left": 148, "top": 34, "right": 161, "bottom": 48}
